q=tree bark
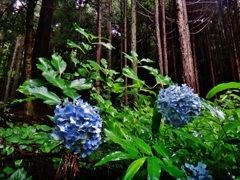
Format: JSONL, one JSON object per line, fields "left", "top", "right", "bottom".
{"left": 161, "top": 0, "right": 168, "bottom": 76}
{"left": 176, "top": 0, "right": 196, "bottom": 90}
{"left": 131, "top": 0, "right": 138, "bottom": 102}
{"left": 96, "top": 0, "right": 102, "bottom": 94}
{"left": 107, "top": 0, "right": 112, "bottom": 69}
{"left": 123, "top": 0, "right": 128, "bottom": 105}
{"left": 154, "top": 0, "right": 163, "bottom": 75}
{"left": 4, "top": 36, "right": 21, "bottom": 101}
{"left": 24, "top": 0, "right": 35, "bottom": 116}
{"left": 32, "top": 0, "right": 54, "bottom": 79}
{"left": 11, "top": 36, "right": 24, "bottom": 100}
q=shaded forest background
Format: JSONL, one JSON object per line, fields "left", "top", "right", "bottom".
{"left": 0, "top": 0, "right": 240, "bottom": 104}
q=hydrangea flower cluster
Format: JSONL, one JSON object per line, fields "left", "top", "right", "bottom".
{"left": 156, "top": 84, "right": 201, "bottom": 127}
{"left": 182, "top": 162, "right": 213, "bottom": 180}
{"left": 51, "top": 97, "right": 102, "bottom": 158}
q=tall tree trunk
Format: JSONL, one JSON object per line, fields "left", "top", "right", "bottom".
{"left": 154, "top": 0, "right": 163, "bottom": 75}
{"left": 191, "top": 35, "right": 199, "bottom": 93}
{"left": 32, "top": 0, "right": 54, "bottom": 79}
{"left": 24, "top": 0, "right": 35, "bottom": 116}
{"left": 176, "top": 0, "right": 196, "bottom": 90}
{"left": 11, "top": 36, "right": 24, "bottom": 100}
{"left": 161, "top": 0, "right": 168, "bottom": 76}
{"left": 96, "top": 0, "right": 102, "bottom": 94}
{"left": 107, "top": 0, "right": 112, "bottom": 69}
{"left": 4, "top": 36, "right": 21, "bottom": 101}
{"left": 131, "top": 0, "right": 138, "bottom": 102}
{"left": 205, "top": 29, "right": 216, "bottom": 88}
{"left": 123, "top": 0, "right": 128, "bottom": 105}
{"left": 77, "top": 4, "right": 83, "bottom": 59}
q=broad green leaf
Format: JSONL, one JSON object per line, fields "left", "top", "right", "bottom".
{"left": 161, "top": 165, "right": 184, "bottom": 178}
{"left": 87, "top": 60, "right": 102, "bottom": 70}
{"left": 122, "top": 66, "right": 144, "bottom": 85}
{"left": 172, "top": 129, "right": 207, "bottom": 148}
{"left": 9, "top": 169, "right": 26, "bottom": 180}
{"left": 37, "top": 57, "right": 51, "bottom": 71}
{"left": 69, "top": 79, "right": 92, "bottom": 90}
{"left": 42, "top": 70, "right": 66, "bottom": 88}
{"left": 104, "top": 128, "right": 121, "bottom": 144}
{"left": 152, "top": 143, "right": 170, "bottom": 160}
{"left": 140, "top": 58, "right": 154, "bottom": 64}
{"left": 94, "top": 151, "right": 140, "bottom": 166}
{"left": 92, "top": 94, "right": 105, "bottom": 104}
{"left": 130, "top": 135, "right": 152, "bottom": 155}
{"left": 51, "top": 53, "right": 67, "bottom": 75}
{"left": 147, "top": 156, "right": 162, "bottom": 180}
{"left": 100, "top": 58, "right": 108, "bottom": 69}
{"left": 206, "top": 82, "right": 240, "bottom": 99}
{"left": 112, "top": 83, "right": 125, "bottom": 93}
{"left": 5, "top": 146, "right": 14, "bottom": 155}
{"left": 35, "top": 125, "right": 51, "bottom": 132}
{"left": 27, "top": 86, "right": 61, "bottom": 105}
{"left": 62, "top": 87, "right": 79, "bottom": 99}
{"left": 121, "top": 140, "right": 139, "bottom": 155}
{"left": 123, "top": 157, "right": 147, "bottom": 180}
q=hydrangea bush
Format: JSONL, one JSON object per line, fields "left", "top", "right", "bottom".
{"left": 51, "top": 97, "right": 102, "bottom": 158}
{"left": 156, "top": 84, "right": 201, "bottom": 127}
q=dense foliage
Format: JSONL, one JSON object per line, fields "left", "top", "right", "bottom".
{"left": 1, "top": 25, "right": 240, "bottom": 180}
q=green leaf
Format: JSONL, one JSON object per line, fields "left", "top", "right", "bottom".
{"left": 131, "top": 135, "right": 152, "bottom": 155}
{"left": 27, "top": 86, "right": 61, "bottom": 105}
{"left": 3, "top": 166, "right": 14, "bottom": 175}
{"left": 87, "top": 60, "right": 102, "bottom": 70}
{"left": 152, "top": 143, "right": 170, "bottom": 160}
{"left": 122, "top": 66, "right": 144, "bottom": 85}
{"left": 35, "top": 125, "right": 51, "bottom": 132}
{"left": 42, "top": 70, "right": 66, "bottom": 88}
{"left": 147, "top": 156, "right": 162, "bottom": 180}
{"left": 37, "top": 57, "right": 51, "bottom": 72}
{"left": 152, "top": 102, "right": 162, "bottom": 135}
{"left": 123, "top": 157, "right": 147, "bottom": 180}
{"left": 69, "top": 79, "right": 92, "bottom": 90}
{"left": 62, "top": 87, "right": 79, "bottom": 99}
{"left": 100, "top": 58, "right": 108, "bottom": 69}
{"left": 121, "top": 140, "right": 139, "bottom": 155}
{"left": 94, "top": 151, "right": 140, "bottom": 166}
{"left": 51, "top": 53, "right": 67, "bottom": 75}
{"left": 206, "top": 82, "right": 240, "bottom": 99}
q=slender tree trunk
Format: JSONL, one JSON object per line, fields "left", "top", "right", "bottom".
{"left": 205, "top": 29, "right": 216, "bottom": 88}
{"left": 191, "top": 35, "right": 199, "bottom": 93}
{"left": 11, "top": 36, "right": 24, "bottom": 100}
{"left": 77, "top": 5, "right": 83, "bottom": 59}
{"left": 4, "top": 36, "right": 21, "bottom": 101}
{"left": 161, "top": 0, "right": 168, "bottom": 75}
{"left": 123, "top": 0, "right": 128, "bottom": 105}
{"left": 96, "top": 0, "right": 102, "bottom": 94}
{"left": 24, "top": 0, "right": 35, "bottom": 116}
{"left": 32, "top": 0, "right": 54, "bottom": 79}
{"left": 154, "top": 0, "right": 163, "bottom": 75}
{"left": 131, "top": 0, "right": 138, "bottom": 102}
{"left": 107, "top": 0, "right": 112, "bottom": 69}
{"left": 176, "top": 0, "right": 196, "bottom": 90}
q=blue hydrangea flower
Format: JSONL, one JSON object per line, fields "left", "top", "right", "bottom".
{"left": 51, "top": 97, "right": 102, "bottom": 158}
{"left": 156, "top": 84, "right": 201, "bottom": 127}
{"left": 182, "top": 162, "right": 213, "bottom": 180}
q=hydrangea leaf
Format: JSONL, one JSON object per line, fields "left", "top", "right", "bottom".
{"left": 51, "top": 53, "right": 67, "bottom": 76}
{"left": 27, "top": 86, "right": 60, "bottom": 105}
